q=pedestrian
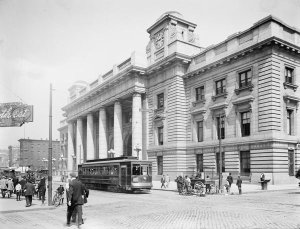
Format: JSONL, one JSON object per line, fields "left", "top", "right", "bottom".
{"left": 7, "top": 178, "right": 14, "bottom": 198}
{"left": 184, "top": 175, "right": 191, "bottom": 193}
{"left": 165, "top": 174, "right": 170, "bottom": 188}
{"left": 226, "top": 172, "right": 233, "bottom": 193}
{"left": 160, "top": 175, "right": 166, "bottom": 189}
{"left": 19, "top": 177, "right": 26, "bottom": 196}
{"left": 15, "top": 182, "right": 22, "bottom": 201}
{"left": 236, "top": 175, "right": 242, "bottom": 195}
{"left": 24, "top": 180, "right": 35, "bottom": 207}
{"left": 0, "top": 176, "right": 8, "bottom": 198}
{"left": 37, "top": 177, "right": 46, "bottom": 205}
{"left": 57, "top": 184, "right": 65, "bottom": 205}
{"left": 175, "top": 176, "right": 184, "bottom": 194}
{"left": 66, "top": 173, "right": 88, "bottom": 227}
{"left": 260, "top": 173, "right": 265, "bottom": 181}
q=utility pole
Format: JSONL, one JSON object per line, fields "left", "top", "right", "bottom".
{"left": 48, "top": 84, "right": 53, "bottom": 206}
{"left": 219, "top": 114, "right": 223, "bottom": 193}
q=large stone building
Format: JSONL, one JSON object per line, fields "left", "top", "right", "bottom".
{"left": 19, "top": 138, "right": 61, "bottom": 174}
{"left": 61, "top": 12, "right": 300, "bottom": 184}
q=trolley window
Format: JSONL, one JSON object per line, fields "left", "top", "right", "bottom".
{"left": 132, "top": 164, "right": 150, "bottom": 175}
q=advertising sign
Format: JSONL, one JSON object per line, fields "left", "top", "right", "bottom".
{"left": 0, "top": 102, "right": 33, "bottom": 127}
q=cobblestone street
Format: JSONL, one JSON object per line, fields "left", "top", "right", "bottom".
{"left": 1, "top": 187, "right": 300, "bottom": 229}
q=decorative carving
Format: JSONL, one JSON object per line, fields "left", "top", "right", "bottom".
{"left": 154, "top": 30, "right": 164, "bottom": 50}
{"left": 188, "top": 31, "right": 195, "bottom": 43}
{"left": 169, "top": 24, "right": 177, "bottom": 39}
{"left": 146, "top": 41, "right": 151, "bottom": 54}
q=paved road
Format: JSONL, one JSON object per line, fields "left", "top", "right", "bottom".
{"left": 0, "top": 188, "right": 300, "bottom": 229}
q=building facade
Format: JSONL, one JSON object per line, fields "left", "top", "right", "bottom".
{"left": 61, "top": 12, "right": 300, "bottom": 184}
{"left": 19, "top": 138, "right": 61, "bottom": 174}
{"left": 58, "top": 119, "right": 68, "bottom": 176}
{"left": 8, "top": 145, "right": 20, "bottom": 168}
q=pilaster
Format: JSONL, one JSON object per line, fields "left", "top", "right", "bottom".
{"left": 99, "top": 107, "right": 108, "bottom": 158}
{"left": 67, "top": 122, "right": 75, "bottom": 173}
{"left": 76, "top": 118, "right": 84, "bottom": 165}
{"left": 114, "top": 101, "right": 123, "bottom": 157}
{"left": 86, "top": 113, "right": 95, "bottom": 160}
{"left": 132, "top": 93, "right": 142, "bottom": 159}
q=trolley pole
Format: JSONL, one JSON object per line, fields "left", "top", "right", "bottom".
{"left": 218, "top": 114, "right": 223, "bottom": 193}
{"left": 48, "top": 83, "right": 53, "bottom": 206}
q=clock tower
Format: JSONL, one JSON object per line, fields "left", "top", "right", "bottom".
{"left": 146, "top": 11, "right": 202, "bottom": 66}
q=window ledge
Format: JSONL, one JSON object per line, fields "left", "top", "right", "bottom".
{"left": 212, "top": 91, "right": 228, "bottom": 101}
{"left": 192, "top": 99, "right": 206, "bottom": 107}
{"left": 154, "top": 107, "right": 165, "bottom": 113}
{"left": 283, "top": 82, "right": 298, "bottom": 91}
{"left": 234, "top": 84, "right": 254, "bottom": 95}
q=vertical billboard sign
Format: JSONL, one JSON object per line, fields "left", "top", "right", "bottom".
{"left": 0, "top": 102, "right": 33, "bottom": 127}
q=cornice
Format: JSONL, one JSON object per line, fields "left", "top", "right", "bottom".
{"left": 146, "top": 52, "right": 192, "bottom": 75}
{"left": 185, "top": 37, "right": 300, "bottom": 79}
{"left": 62, "top": 65, "right": 146, "bottom": 111}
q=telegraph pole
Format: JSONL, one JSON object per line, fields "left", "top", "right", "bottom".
{"left": 48, "top": 84, "right": 53, "bottom": 205}
{"left": 219, "top": 114, "right": 223, "bottom": 193}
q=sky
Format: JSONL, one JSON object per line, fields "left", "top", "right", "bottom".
{"left": 0, "top": 0, "right": 300, "bottom": 149}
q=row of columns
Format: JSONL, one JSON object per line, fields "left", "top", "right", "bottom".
{"left": 67, "top": 93, "right": 143, "bottom": 172}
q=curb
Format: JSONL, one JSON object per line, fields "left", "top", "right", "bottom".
{"left": 0, "top": 206, "right": 56, "bottom": 214}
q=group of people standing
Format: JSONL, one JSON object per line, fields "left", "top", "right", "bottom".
{"left": 0, "top": 175, "right": 47, "bottom": 207}
{"left": 225, "top": 173, "right": 242, "bottom": 195}
{"left": 160, "top": 174, "right": 170, "bottom": 189}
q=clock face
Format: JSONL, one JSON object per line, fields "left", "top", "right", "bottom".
{"left": 154, "top": 31, "right": 164, "bottom": 49}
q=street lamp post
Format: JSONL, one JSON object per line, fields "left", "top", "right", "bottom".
{"left": 48, "top": 83, "right": 53, "bottom": 206}
{"left": 218, "top": 114, "right": 224, "bottom": 193}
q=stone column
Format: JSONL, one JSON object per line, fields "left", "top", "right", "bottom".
{"left": 114, "top": 101, "right": 123, "bottom": 157}
{"left": 132, "top": 93, "right": 142, "bottom": 159}
{"left": 99, "top": 107, "right": 107, "bottom": 158}
{"left": 86, "top": 113, "right": 95, "bottom": 160}
{"left": 76, "top": 118, "right": 84, "bottom": 165}
{"left": 142, "top": 95, "right": 148, "bottom": 160}
{"left": 67, "top": 122, "right": 75, "bottom": 173}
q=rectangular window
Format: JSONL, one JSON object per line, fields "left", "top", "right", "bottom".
{"left": 285, "top": 67, "right": 294, "bottom": 84}
{"left": 196, "top": 154, "right": 203, "bottom": 173}
{"left": 216, "top": 152, "right": 225, "bottom": 173}
{"left": 215, "top": 79, "right": 226, "bottom": 95}
{"left": 217, "top": 116, "right": 225, "bottom": 139}
{"left": 157, "top": 93, "right": 164, "bottom": 109}
{"left": 241, "top": 111, "right": 251, "bottom": 137}
{"left": 195, "top": 86, "right": 205, "bottom": 101}
{"left": 197, "top": 121, "right": 204, "bottom": 142}
{"left": 240, "top": 151, "right": 250, "bottom": 175}
{"left": 287, "top": 109, "right": 293, "bottom": 135}
{"left": 158, "top": 126, "right": 163, "bottom": 145}
{"left": 239, "top": 69, "right": 251, "bottom": 88}
{"left": 157, "top": 156, "right": 163, "bottom": 175}
{"left": 288, "top": 150, "right": 294, "bottom": 176}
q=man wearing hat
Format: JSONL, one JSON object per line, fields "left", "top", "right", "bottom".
{"left": 7, "top": 178, "right": 14, "bottom": 198}
{"left": 24, "top": 180, "right": 35, "bottom": 207}
{"left": 66, "top": 172, "right": 88, "bottom": 227}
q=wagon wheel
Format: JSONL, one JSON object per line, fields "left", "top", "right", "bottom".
{"left": 194, "top": 181, "right": 205, "bottom": 196}
{"left": 210, "top": 184, "right": 217, "bottom": 194}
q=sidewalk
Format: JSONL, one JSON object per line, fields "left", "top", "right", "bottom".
{"left": 152, "top": 180, "right": 299, "bottom": 194}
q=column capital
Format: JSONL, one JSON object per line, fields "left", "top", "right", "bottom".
{"left": 132, "top": 92, "right": 142, "bottom": 98}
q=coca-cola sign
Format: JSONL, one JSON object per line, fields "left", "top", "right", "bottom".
{"left": 0, "top": 102, "right": 33, "bottom": 127}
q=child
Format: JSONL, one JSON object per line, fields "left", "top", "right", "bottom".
{"left": 15, "top": 182, "right": 22, "bottom": 201}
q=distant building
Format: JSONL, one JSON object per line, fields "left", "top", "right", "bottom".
{"left": 8, "top": 146, "right": 20, "bottom": 168}
{"left": 0, "top": 149, "right": 9, "bottom": 168}
{"left": 58, "top": 119, "right": 68, "bottom": 176}
{"left": 18, "top": 138, "right": 61, "bottom": 175}
{"left": 60, "top": 12, "right": 300, "bottom": 184}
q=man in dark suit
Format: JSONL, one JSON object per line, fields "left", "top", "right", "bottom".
{"left": 66, "top": 173, "right": 88, "bottom": 227}
{"left": 24, "top": 180, "right": 35, "bottom": 207}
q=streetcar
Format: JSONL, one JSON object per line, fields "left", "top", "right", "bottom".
{"left": 78, "top": 156, "right": 152, "bottom": 192}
